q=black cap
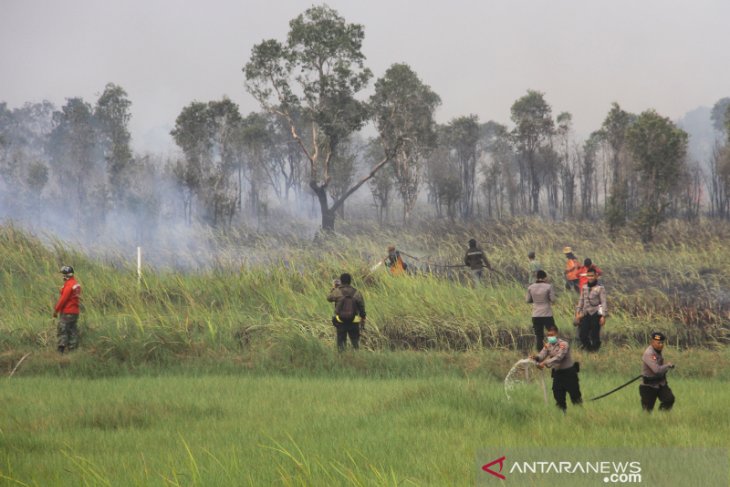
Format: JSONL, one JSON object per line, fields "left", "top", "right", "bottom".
{"left": 651, "top": 332, "right": 666, "bottom": 342}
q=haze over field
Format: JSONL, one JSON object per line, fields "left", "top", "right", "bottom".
{"left": 2, "top": 0, "right": 729, "bottom": 153}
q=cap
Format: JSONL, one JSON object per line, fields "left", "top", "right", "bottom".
{"left": 60, "top": 265, "right": 74, "bottom": 275}
{"left": 651, "top": 332, "right": 666, "bottom": 342}
{"left": 562, "top": 246, "right": 572, "bottom": 254}
{"left": 528, "top": 251, "right": 536, "bottom": 259}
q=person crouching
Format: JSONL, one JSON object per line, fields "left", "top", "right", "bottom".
{"left": 531, "top": 324, "right": 582, "bottom": 412}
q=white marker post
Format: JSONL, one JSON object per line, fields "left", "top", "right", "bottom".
{"left": 137, "top": 246, "right": 142, "bottom": 287}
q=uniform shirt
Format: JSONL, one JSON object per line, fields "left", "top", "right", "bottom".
{"left": 327, "top": 285, "right": 366, "bottom": 320}
{"left": 535, "top": 338, "right": 574, "bottom": 370}
{"left": 526, "top": 281, "right": 555, "bottom": 317}
{"left": 55, "top": 277, "right": 81, "bottom": 315}
{"left": 576, "top": 283, "right": 607, "bottom": 316}
{"left": 642, "top": 345, "right": 671, "bottom": 388}
{"left": 464, "top": 246, "right": 490, "bottom": 270}
{"left": 528, "top": 260, "right": 543, "bottom": 283}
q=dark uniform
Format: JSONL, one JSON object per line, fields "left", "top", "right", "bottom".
{"left": 526, "top": 281, "right": 556, "bottom": 352}
{"left": 327, "top": 284, "right": 366, "bottom": 351}
{"left": 640, "top": 332, "right": 675, "bottom": 412}
{"left": 576, "top": 281, "right": 607, "bottom": 351}
{"left": 535, "top": 338, "right": 582, "bottom": 411}
{"left": 464, "top": 240, "right": 491, "bottom": 285}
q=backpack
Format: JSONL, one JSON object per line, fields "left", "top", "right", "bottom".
{"left": 336, "top": 290, "right": 357, "bottom": 322}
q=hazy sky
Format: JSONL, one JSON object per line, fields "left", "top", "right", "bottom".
{"left": 2, "top": 0, "right": 729, "bottom": 152}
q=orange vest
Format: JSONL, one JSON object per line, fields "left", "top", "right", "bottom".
{"left": 565, "top": 259, "right": 579, "bottom": 280}
{"left": 389, "top": 255, "right": 406, "bottom": 275}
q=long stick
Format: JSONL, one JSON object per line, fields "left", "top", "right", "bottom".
{"left": 9, "top": 352, "right": 31, "bottom": 378}
{"left": 588, "top": 375, "right": 643, "bottom": 401}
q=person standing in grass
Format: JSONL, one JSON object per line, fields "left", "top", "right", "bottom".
{"left": 527, "top": 250, "right": 542, "bottom": 283}
{"left": 327, "top": 273, "right": 366, "bottom": 351}
{"left": 526, "top": 270, "right": 556, "bottom": 352}
{"left": 563, "top": 246, "right": 580, "bottom": 293}
{"left": 464, "top": 238, "right": 492, "bottom": 285}
{"left": 531, "top": 324, "right": 582, "bottom": 412}
{"left": 575, "top": 268, "right": 607, "bottom": 352}
{"left": 384, "top": 245, "right": 408, "bottom": 276}
{"left": 53, "top": 265, "right": 81, "bottom": 353}
{"left": 640, "top": 332, "right": 675, "bottom": 412}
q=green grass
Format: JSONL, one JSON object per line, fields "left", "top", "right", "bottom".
{"left": 1, "top": 219, "right": 729, "bottom": 363}
{"left": 1, "top": 219, "right": 729, "bottom": 485}
{"left": 1, "top": 371, "right": 728, "bottom": 486}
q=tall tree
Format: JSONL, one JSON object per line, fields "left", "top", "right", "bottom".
{"left": 370, "top": 63, "right": 440, "bottom": 224}
{"left": 579, "top": 131, "right": 602, "bottom": 219}
{"left": 48, "top": 97, "right": 103, "bottom": 230}
{"left": 626, "top": 110, "right": 688, "bottom": 243}
{"left": 244, "top": 5, "right": 380, "bottom": 232}
{"left": 707, "top": 141, "right": 730, "bottom": 218}
{"left": 480, "top": 121, "right": 517, "bottom": 218}
{"left": 510, "top": 90, "right": 554, "bottom": 214}
{"left": 711, "top": 97, "right": 730, "bottom": 135}
{"left": 425, "top": 127, "right": 462, "bottom": 221}
{"left": 171, "top": 102, "right": 211, "bottom": 224}
{"left": 0, "top": 101, "right": 54, "bottom": 218}
{"left": 443, "top": 115, "right": 480, "bottom": 219}
{"left": 555, "top": 112, "right": 577, "bottom": 218}
{"left": 601, "top": 102, "right": 633, "bottom": 187}
{"left": 171, "top": 98, "right": 243, "bottom": 226}
{"left": 366, "top": 139, "right": 394, "bottom": 225}
{"left": 240, "top": 111, "right": 273, "bottom": 216}
{"left": 95, "top": 83, "right": 133, "bottom": 205}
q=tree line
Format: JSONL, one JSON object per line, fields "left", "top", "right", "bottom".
{"left": 2, "top": 5, "right": 730, "bottom": 243}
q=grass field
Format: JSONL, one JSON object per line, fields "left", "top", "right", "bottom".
{"left": 1, "top": 219, "right": 729, "bottom": 485}
{"left": 2, "top": 367, "right": 729, "bottom": 486}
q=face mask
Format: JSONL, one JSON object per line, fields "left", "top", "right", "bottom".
{"left": 547, "top": 336, "right": 558, "bottom": 344}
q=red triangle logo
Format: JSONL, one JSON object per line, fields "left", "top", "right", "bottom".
{"left": 482, "top": 456, "right": 506, "bottom": 480}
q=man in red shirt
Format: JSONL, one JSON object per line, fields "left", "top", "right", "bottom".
{"left": 577, "top": 258, "right": 603, "bottom": 290}
{"left": 53, "top": 266, "right": 81, "bottom": 353}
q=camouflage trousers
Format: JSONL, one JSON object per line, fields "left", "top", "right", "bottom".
{"left": 57, "top": 313, "right": 79, "bottom": 350}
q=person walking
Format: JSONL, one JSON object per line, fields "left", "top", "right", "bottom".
{"left": 327, "top": 273, "right": 366, "bottom": 351}
{"left": 464, "top": 238, "right": 492, "bottom": 285}
{"left": 575, "top": 268, "right": 607, "bottom": 351}
{"left": 526, "top": 270, "right": 556, "bottom": 352}
{"left": 53, "top": 265, "right": 81, "bottom": 353}
{"left": 384, "top": 245, "right": 408, "bottom": 276}
{"left": 531, "top": 324, "right": 582, "bottom": 412}
{"left": 527, "top": 250, "right": 543, "bottom": 284}
{"left": 563, "top": 247, "right": 580, "bottom": 293}
{"left": 640, "top": 332, "right": 675, "bottom": 412}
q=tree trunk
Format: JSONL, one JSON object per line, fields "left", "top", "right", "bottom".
{"left": 311, "top": 181, "right": 335, "bottom": 232}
